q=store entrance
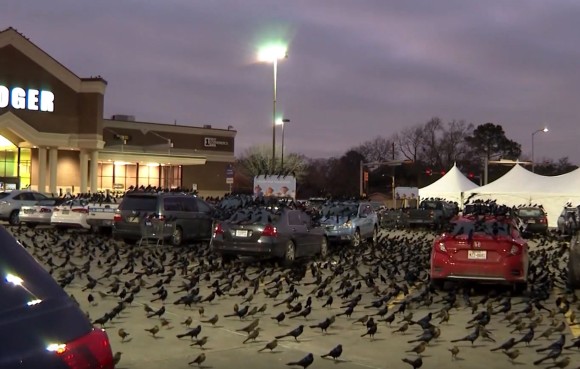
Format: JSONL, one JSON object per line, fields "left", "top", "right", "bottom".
{"left": 0, "top": 134, "right": 31, "bottom": 190}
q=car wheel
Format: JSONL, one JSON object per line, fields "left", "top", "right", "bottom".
{"left": 9, "top": 210, "right": 19, "bottom": 226}
{"left": 171, "top": 226, "right": 183, "bottom": 246}
{"left": 568, "top": 234, "right": 580, "bottom": 289}
{"left": 513, "top": 282, "right": 528, "bottom": 295}
{"left": 352, "top": 229, "right": 361, "bottom": 247}
{"left": 319, "top": 237, "right": 328, "bottom": 258}
{"left": 284, "top": 240, "right": 296, "bottom": 264}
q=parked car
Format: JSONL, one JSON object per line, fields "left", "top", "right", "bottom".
{"left": 430, "top": 214, "right": 529, "bottom": 292}
{"left": 211, "top": 206, "right": 328, "bottom": 263}
{"left": 0, "top": 190, "right": 48, "bottom": 225}
{"left": 318, "top": 202, "right": 379, "bottom": 247}
{"left": 19, "top": 198, "right": 67, "bottom": 227}
{"left": 557, "top": 206, "right": 579, "bottom": 237}
{"left": 87, "top": 202, "right": 120, "bottom": 233}
{"left": 378, "top": 208, "right": 409, "bottom": 229}
{"left": 514, "top": 206, "right": 548, "bottom": 234}
{"left": 405, "top": 199, "right": 456, "bottom": 229}
{"left": 112, "top": 191, "right": 213, "bottom": 246}
{"left": 0, "top": 226, "right": 115, "bottom": 368}
{"left": 569, "top": 230, "right": 580, "bottom": 289}
{"left": 51, "top": 199, "right": 91, "bottom": 229}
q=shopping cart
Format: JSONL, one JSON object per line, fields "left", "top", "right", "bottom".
{"left": 139, "top": 216, "right": 176, "bottom": 247}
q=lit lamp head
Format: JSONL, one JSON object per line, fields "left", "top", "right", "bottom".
{"left": 258, "top": 44, "right": 288, "bottom": 63}
{"left": 275, "top": 118, "right": 290, "bottom": 126}
{"left": 542, "top": 127, "right": 549, "bottom": 133}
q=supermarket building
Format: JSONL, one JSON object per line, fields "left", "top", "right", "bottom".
{"left": 0, "top": 27, "right": 236, "bottom": 197}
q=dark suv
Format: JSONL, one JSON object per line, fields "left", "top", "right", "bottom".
{"left": 0, "top": 226, "right": 114, "bottom": 368}
{"left": 112, "top": 191, "right": 214, "bottom": 246}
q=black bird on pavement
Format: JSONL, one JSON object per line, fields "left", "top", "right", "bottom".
{"left": 176, "top": 325, "right": 202, "bottom": 339}
{"left": 361, "top": 323, "right": 378, "bottom": 339}
{"left": 536, "top": 335, "right": 565, "bottom": 353}
{"left": 491, "top": 337, "right": 516, "bottom": 351}
{"left": 322, "top": 295, "right": 333, "bottom": 308}
{"left": 402, "top": 356, "right": 423, "bottom": 369}
{"left": 309, "top": 318, "right": 332, "bottom": 333}
{"left": 147, "top": 306, "right": 165, "bottom": 318}
{"left": 286, "top": 353, "right": 314, "bottom": 368}
{"left": 271, "top": 312, "right": 286, "bottom": 324}
{"left": 290, "top": 306, "right": 312, "bottom": 319}
{"left": 276, "top": 325, "right": 305, "bottom": 341}
{"left": 451, "top": 327, "right": 480, "bottom": 345}
{"left": 224, "top": 305, "right": 249, "bottom": 320}
{"left": 514, "top": 328, "right": 534, "bottom": 346}
{"left": 336, "top": 306, "right": 354, "bottom": 318}
{"left": 321, "top": 344, "right": 343, "bottom": 360}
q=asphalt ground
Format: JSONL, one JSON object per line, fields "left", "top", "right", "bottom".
{"left": 5, "top": 225, "right": 580, "bottom": 369}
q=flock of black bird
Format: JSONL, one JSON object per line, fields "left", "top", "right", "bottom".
{"left": 7, "top": 221, "right": 580, "bottom": 369}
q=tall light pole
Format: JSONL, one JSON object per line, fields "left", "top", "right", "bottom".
{"left": 276, "top": 118, "right": 290, "bottom": 170}
{"left": 258, "top": 43, "right": 288, "bottom": 172}
{"left": 531, "top": 127, "right": 549, "bottom": 173}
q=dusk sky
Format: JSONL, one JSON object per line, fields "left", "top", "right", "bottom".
{"left": 3, "top": 0, "right": 580, "bottom": 163}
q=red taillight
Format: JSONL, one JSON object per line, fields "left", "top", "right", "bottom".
{"left": 40, "top": 208, "right": 52, "bottom": 213}
{"left": 53, "top": 208, "right": 60, "bottom": 212}
{"left": 539, "top": 217, "right": 547, "bottom": 224}
{"left": 52, "top": 328, "right": 114, "bottom": 369}
{"left": 113, "top": 213, "right": 122, "bottom": 222}
{"left": 262, "top": 224, "right": 278, "bottom": 237}
{"left": 429, "top": 210, "right": 434, "bottom": 218}
{"left": 72, "top": 208, "right": 89, "bottom": 214}
{"left": 157, "top": 214, "right": 165, "bottom": 221}
{"left": 213, "top": 223, "right": 224, "bottom": 237}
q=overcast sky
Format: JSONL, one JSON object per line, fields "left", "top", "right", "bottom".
{"left": 3, "top": 0, "right": 580, "bottom": 164}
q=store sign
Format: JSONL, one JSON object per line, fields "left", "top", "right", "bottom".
{"left": 0, "top": 85, "right": 55, "bottom": 112}
{"left": 204, "top": 137, "right": 229, "bottom": 147}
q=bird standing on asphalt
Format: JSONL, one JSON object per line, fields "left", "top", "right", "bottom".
{"left": 286, "top": 353, "right": 314, "bottom": 368}
{"left": 258, "top": 339, "right": 278, "bottom": 352}
{"left": 117, "top": 328, "right": 130, "bottom": 342}
{"left": 276, "top": 325, "right": 305, "bottom": 341}
{"left": 448, "top": 346, "right": 459, "bottom": 360}
{"left": 402, "top": 356, "right": 423, "bottom": 369}
{"left": 188, "top": 353, "right": 206, "bottom": 366}
{"left": 321, "top": 344, "right": 343, "bottom": 360}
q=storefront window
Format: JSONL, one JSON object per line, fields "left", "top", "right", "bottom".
{"left": 0, "top": 135, "right": 30, "bottom": 190}
{"left": 97, "top": 162, "right": 181, "bottom": 190}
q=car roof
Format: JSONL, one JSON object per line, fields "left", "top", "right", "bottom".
{"left": 454, "top": 215, "right": 514, "bottom": 224}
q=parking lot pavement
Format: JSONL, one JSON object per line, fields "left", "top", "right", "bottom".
{"left": 6, "top": 225, "right": 580, "bottom": 369}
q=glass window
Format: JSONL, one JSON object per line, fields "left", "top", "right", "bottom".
{"left": 182, "top": 198, "right": 198, "bottom": 212}
{"left": 163, "top": 197, "right": 183, "bottom": 211}
{"left": 119, "top": 195, "right": 157, "bottom": 211}
{"left": 196, "top": 199, "right": 211, "bottom": 214}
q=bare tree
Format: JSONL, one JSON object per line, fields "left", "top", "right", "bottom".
{"left": 351, "top": 136, "right": 396, "bottom": 162}
{"left": 395, "top": 124, "right": 424, "bottom": 162}
{"left": 438, "top": 120, "right": 474, "bottom": 168}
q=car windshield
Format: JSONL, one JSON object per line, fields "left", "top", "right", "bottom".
{"left": 0, "top": 192, "right": 10, "bottom": 200}
{"left": 227, "top": 209, "right": 280, "bottom": 225}
{"left": 320, "top": 204, "right": 358, "bottom": 218}
{"left": 119, "top": 195, "right": 157, "bottom": 211}
{"left": 518, "top": 208, "right": 544, "bottom": 217}
{"left": 450, "top": 221, "right": 511, "bottom": 236}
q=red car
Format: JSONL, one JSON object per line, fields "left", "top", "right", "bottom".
{"left": 430, "top": 215, "right": 529, "bottom": 291}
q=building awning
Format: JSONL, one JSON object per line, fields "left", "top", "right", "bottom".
{"left": 98, "top": 150, "right": 206, "bottom": 165}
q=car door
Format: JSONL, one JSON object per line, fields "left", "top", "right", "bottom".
{"left": 181, "top": 197, "right": 202, "bottom": 240}
{"left": 195, "top": 199, "right": 214, "bottom": 240}
{"left": 299, "top": 211, "right": 321, "bottom": 254}
{"left": 358, "top": 204, "right": 373, "bottom": 237}
{"left": 287, "top": 210, "right": 309, "bottom": 257}
{"left": 16, "top": 192, "right": 38, "bottom": 209}
{"left": 165, "top": 196, "right": 192, "bottom": 240}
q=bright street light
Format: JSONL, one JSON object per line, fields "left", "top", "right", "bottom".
{"left": 258, "top": 43, "right": 288, "bottom": 172}
{"left": 276, "top": 118, "right": 290, "bottom": 170}
{"left": 531, "top": 127, "right": 549, "bottom": 173}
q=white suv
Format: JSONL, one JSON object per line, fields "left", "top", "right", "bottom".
{"left": 0, "top": 190, "right": 48, "bottom": 225}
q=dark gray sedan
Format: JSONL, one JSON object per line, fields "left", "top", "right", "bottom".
{"left": 211, "top": 207, "right": 328, "bottom": 263}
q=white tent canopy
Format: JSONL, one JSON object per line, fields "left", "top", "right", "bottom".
{"left": 464, "top": 165, "right": 580, "bottom": 227}
{"left": 418, "top": 163, "right": 479, "bottom": 203}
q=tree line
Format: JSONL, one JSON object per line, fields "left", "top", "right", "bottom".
{"left": 232, "top": 118, "right": 577, "bottom": 199}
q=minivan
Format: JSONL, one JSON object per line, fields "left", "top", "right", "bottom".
{"left": 112, "top": 191, "right": 214, "bottom": 246}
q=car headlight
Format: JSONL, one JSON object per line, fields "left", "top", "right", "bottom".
{"left": 340, "top": 221, "right": 353, "bottom": 228}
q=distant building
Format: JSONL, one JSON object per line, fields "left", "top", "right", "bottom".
{"left": 0, "top": 27, "right": 235, "bottom": 197}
